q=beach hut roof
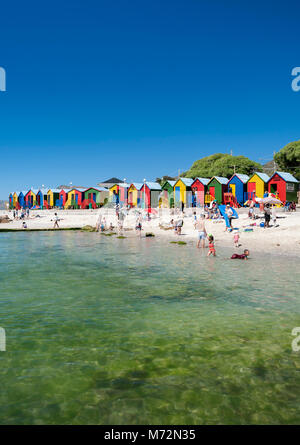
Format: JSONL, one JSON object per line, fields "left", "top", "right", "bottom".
{"left": 84, "top": 186, "right": 107, "bottom": 192}
{"left": 228, "top": 173, "right": 249, "bottom": 184}
{"left": 145, "top": 182, "right": 162, "bottom": 190}
{"left": 176, "top": 178, "right": 194, "bottom": 186}
{"left": 209, "top": 176, "right": 228, "bottom": 185}
{"left": 131, "top": 183, "right": 144, "bottom": 190}
{"left": 118, "top": 183, "right": 130, "bottom": 188}
{"left": 194, "top": 177, "right": 210, "bottom": 185}
{"left": 252, "top": 172, "right": 270, "bottom": 182}
{"left": 235, "top": 174, "right": 250, "bottom": 184}
{"left": 270, "top": 171, "right": 299, "bottom": 183}
{"left": 47, "top": 188, "right": 61, "bottom": 193}
{"left": 69, "top": 187, "right": 86, "bottom": 192}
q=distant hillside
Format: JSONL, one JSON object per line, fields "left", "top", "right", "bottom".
{"left": 0, "top": 200, "right": 8, "bottom": 210}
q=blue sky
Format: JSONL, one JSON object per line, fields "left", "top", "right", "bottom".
{"left": 0, "top": 0, "right": 299, "bottom": 199}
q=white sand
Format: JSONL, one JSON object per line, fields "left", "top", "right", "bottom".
{"left": 1, "top": 207, "right": 300, "bottom": 257}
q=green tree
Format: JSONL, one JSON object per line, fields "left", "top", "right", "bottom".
{"left": 185, "top": 153, "right": 262, "bottom": 179}
{"left": 274, "top": 140, "right": 300, "bottom": 180}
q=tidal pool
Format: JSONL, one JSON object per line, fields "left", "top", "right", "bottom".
{"left": 0, "top": 232, "right": 299, "bottom": 424}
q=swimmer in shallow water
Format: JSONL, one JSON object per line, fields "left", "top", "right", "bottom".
{"left": 231, "top": 249, "right": 250, "bottom": 260}
{"left": 207, "top": 234, "right": 216, "bottom": 256}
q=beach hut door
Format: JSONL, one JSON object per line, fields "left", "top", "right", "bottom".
{"left": 175, "top": 187, "right": 180, "bottom": 206}
{"left": 230, "top": 184, "right": 236, "bottom": 196}
{"left": 209, "top": 187, "right": 215, "bottom": 199}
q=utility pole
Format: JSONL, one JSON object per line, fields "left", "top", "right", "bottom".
{"left": 178, "top": 169, "right": 180, "bottom": 178}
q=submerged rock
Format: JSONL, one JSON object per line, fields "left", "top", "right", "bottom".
{"left": 81, "top": 225, "right": 96, "bottom": 232}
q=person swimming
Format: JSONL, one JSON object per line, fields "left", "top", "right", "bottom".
{"left": 231, "top": 249, "right": 250, "bottom": 260}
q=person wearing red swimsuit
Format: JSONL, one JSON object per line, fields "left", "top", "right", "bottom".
{"left": 231, "top": 249, "right": 250, "bottom": 260}
{"left": 207, "top": 235, "right": 216, "bottom": 256}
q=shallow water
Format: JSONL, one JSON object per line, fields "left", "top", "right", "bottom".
{"left": 0, "top": 232, "right": 300, "bottom": 424}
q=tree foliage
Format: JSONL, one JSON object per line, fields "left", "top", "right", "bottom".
{"left": 274, "top": 140, "right": 300, "bottom": 180}
{"left": 184, "top": 153, "right": 263, "bottom": 179}
{"left": 156, "top": 175, "right": 176, "bottom": 185}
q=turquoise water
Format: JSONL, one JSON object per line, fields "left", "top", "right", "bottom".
{"left": 0, "top": 231, "right": 300, "bottom": 424}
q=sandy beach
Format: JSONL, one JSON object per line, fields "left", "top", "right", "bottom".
{"left": 1, "top": 206, "right": 300, "bottom": 257}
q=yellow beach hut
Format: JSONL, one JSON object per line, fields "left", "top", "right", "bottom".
{"left": 109, "top": 184, "right": 120, "bottom": 203}
{"left": 13, "top": 192, "right": 19, "bottom": 208}
{"left": 128, "top": 183, "right": 143, "bottom": 207}
{"left": 47, "top": 189, "right": 61, "bottom": 208}
{"left": 247, "top": 172, "right": 270, "bottom": 199}
{"left": 173, "top": 178, "right": 194, "bottom": 207}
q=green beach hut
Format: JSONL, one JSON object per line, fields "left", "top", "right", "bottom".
{"left": 160, "top": 180, "right": 175, "bottom": 207}
{"left": 207, "top": 176, "right": 228, "bottom": 204}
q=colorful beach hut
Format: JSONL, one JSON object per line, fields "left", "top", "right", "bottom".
{"left": 47, "top": 189, "right": 61, "bottom": 208}
{"left": 128, "top": 183, "right": 143, "bottom": 207}
{"left": 9, "top": 193, "right": 13, "bottom": 209}
{"left": 247, "top": 172, "right": 270, "bottom": 200}
{"left": 160, "top": 180, "right": 175, "bottom": 208}
{"left": 64, "top": 188, "right": 85, "bottom": 209}
{"left": 118, "top": 184, "right": 129, "bottom": 206}
{"left": 82, "top": 187, "right": 108, "bottom": 208}
{"left": 24, "top": 189, "right": 38, "bottom": 208}
{"left": 227, "top": 174, "right": 250, "bottom": 206}
{"left": 268, "top": 172, "right": 299, "bottom": 203}
{"left": 58, "top": 189, "right": 68, "bottom": 208}
{"left": 173, "top": 178, "right": 194, "bottom": 208}
{"left": 207, "top": 177, "right": 228, "bottom": 204}
{"left": 13, "top": 192, "right": 20, "bottom": 209}
{"left": 109, "top": 184, "right": 120, "bottom": 204}
{"left": 36, "top": 189, "right": 48, "bottom": 208}
{"left": 140, "top": 182, "right": 162, "bottom": 208}
{"left": 191, "top": 178, "right": 210, "bottom": 207}
{"left": 18, "top": 191, "right": 26, "bottom": 208}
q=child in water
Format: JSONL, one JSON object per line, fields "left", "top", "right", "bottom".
{"left": 207, "top": 234, "right": 216, "bottom": 256}
{"left": 231, "top": 249, "right": 250, "bottom": 260}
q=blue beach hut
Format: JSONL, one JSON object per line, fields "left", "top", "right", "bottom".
{"left": 227, "top": 174, "right": 250, "bottom": 205}
{"left": 18, "top": 191, "right": 26, "bottom": 208}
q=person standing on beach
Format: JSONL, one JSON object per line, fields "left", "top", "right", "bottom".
{"left": 264, "top": 205, "right": 271, "bottom": 228}
{"left": 53, "top": 213, "right": 59, "bottom": 229}
{"left": 196, "top": 214, "right": 207, "bottom": 248}
{"left": 225, "top": 204, "right": 234, "bottom": 228}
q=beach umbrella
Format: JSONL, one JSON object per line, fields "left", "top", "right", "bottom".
{"left": 255, "top": 197, "right": 282, "bottom": 205}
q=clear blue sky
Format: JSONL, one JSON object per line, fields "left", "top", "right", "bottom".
{"left": 0, "top": 0, "right": 299, "bottom": 199}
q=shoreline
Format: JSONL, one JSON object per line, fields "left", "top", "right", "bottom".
{"left": 1, "top": 207, "right": 300, "bottom": 258}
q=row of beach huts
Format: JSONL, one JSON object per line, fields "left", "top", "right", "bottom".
{"left": 9, "top": 171, "right": 299, "bottom": 210}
